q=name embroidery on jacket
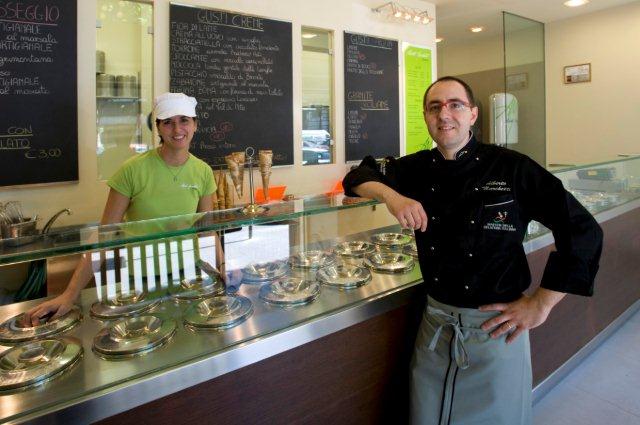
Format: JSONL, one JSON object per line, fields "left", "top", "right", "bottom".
{"left": 482, "top": 180, "right": 511, "bottom": 192}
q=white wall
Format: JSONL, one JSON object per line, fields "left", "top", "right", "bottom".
{"left": 0, "top": 0, "right": 436, "bottom": 227}
{"left": 545, "top": 2, "right": 640, "bottom": 164}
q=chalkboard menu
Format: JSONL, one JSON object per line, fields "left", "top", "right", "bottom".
{"left": 344, "top": 32, "right": 399, "bottom": 161}
{"left": 0, "top": 0, "right": 78, "bottom": 187}
{"left": 170, "top": 4, "right": 293, "bottom": 166}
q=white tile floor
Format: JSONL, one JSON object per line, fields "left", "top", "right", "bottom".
{"left": 533, "top": 308, "right": 640, "bottom": 425}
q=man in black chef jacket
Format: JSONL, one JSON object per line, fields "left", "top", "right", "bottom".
{"left": 342, "top": 76, "right": 603, "bottom": 425}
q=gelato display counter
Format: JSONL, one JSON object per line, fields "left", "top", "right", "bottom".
{"left": 0, "top": 156, "right": 639, "bottom": 424}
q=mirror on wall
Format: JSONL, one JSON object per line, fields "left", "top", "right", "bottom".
{"left": 301, "top": 27, "right": 334, "bottom": 166}
{"left": 96, "top": 0, "right": 154, "bottom": 180}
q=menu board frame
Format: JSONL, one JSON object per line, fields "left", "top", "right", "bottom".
{"left": 169, "top": 3, "right": 294, "bottom": 167}
{"left": 343, "top": 31, "right": 400, "bottom": 162}
{"left": 0, "top": 0, "right": 78, "bottom": 188}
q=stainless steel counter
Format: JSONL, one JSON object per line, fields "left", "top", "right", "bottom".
{"left": 0, "top": 264, "right": 423, "bottom": 424}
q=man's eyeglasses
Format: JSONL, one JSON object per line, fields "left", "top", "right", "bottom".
{"left": 425, "top": 100, "right": 472, "bottom": 115}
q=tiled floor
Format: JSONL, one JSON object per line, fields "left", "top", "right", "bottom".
{"left": 533, "top": 307, "right": 640, "bottom": 425}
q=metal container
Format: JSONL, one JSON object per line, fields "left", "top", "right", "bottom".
{"left": 1, "top": 218, "right": 37, "bottom": 239}
{"left": 115, "top": 75, "right": 137, "bottom": 98}
{"left": 0, "top": 307, "right": 82, "bottom": 344}
{"left": 96, "top": 74, "right": 115, "bottom": 97}
{"left": 96, "top": 50, "right": 105, "bottom": 74}
{"left": 0, "top": 337, "right": 83, "bottom": 391}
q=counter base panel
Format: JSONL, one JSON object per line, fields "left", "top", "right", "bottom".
{"left": 97, "top": 300, "right": 425, "bottom": 425}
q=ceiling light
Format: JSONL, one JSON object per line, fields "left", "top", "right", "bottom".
{"left": 470, "top": 26, "right": 484, "bottom": 33}
{"left": 564, "top": 0, "right": 589, "bottom": 6}
{"left": 371, "top": 2, "right": 434, "bottom": 26}
{"left": 302, "top": 33, "right": 317, "bottom": 39}
{"left": 435, "top": 37, "right": 443, "bottom": 43}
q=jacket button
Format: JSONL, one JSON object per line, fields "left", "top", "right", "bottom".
{"left": 430, "top": 246, "right": 435, "bottom": 251}
{"left": 432, "top": 216, "right": 437, "bottom": 221}
{"left": 433, "top": 277, "right": 439, "bottom": 282}
{"left": 464, "top": 285, "right": 469, "bottom": 290}
{"left": 468, "top": 253, "right": 473, "bottom": 257}
{"left": 475, "top": 157, "right": 480, "bottom": 161}
{"left": 474, "top": 187, "right": 479, "bottom": 191}
{"left": 470, "top": 220, "right": 475, "bottom": 224}
{"left": 431, "top": 186, "right": 435, "bottom": 192}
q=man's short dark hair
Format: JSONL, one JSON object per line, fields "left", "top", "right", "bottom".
{"left": 423, "top": 76, "right": 476, "bottom": 111}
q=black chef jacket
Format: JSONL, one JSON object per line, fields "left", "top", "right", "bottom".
{"left": 343, "top": 136, "right": 603, "bottom": 308}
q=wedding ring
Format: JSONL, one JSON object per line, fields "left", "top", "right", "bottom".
{"left": 506, "top": 321, "right": 514, "bottom": 330}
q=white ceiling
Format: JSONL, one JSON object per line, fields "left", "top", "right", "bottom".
{"left": 427, "top": 0, "right": 638, "bottom": 43}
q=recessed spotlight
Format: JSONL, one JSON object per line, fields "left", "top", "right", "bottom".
{"left": 435, "top": 37, "right": 444, "bottom": 43}
{"left": 564, "top": 0, "right": 589, "bottom": 7}
{"left": 302, "top": 33, "right": 317, "bottom": 39}
{"left": 470, "top": 26, "right": 484, "bottom": 33}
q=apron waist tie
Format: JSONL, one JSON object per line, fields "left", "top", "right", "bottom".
{"left": 427, "top": 305, "right": 470, "bottom": 370}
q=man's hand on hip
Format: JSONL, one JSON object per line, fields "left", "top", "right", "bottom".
{"left": 478, "top": 288, "right": 566, "bottom": 344}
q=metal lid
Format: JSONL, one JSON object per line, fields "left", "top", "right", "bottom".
{"left": 316, "top": 264, "right": 371, "bottom": 289}
{"left": 289, "top": 250, "right": 337, "bottom": 269}
{"left": 90, "top": 289, "right": 162, "bottom": 320}
{"left": 402, "top": 242, "right": 419, "bottom": 258}
{"left": 0, "top": 307, "right": 82, "bottom": 344}
{"left": 0, "top": 337, "right": 82, "bottom": 391}
{"left": 242, "top": 261, "right": 288, "bottom": 283}
{"left": 259, "top": 277, "right": 320, "bottom": 306}
{"left": 370, "top": 232, "right": 413, "bottom": 248}
{"left": 93, "top": 315, "right": 176, "bottom": 359}
{"left": 168, "top": 276, "right": 225, "bottom": 301}
{"left": 334, "top": 241, "right": 376, "bottom": 258}
{"left": 364, "top": 252, "right": 415, "bottom": 274}
{"left": 184, "top": 295, "right": 253, "bottom": 330}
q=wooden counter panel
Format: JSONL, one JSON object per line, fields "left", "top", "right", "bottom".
{"left": 529, "top": 206, "right": 640, "bottom": 385}
{"left": 97, "top": 299, "right": 424, "bottom": 425}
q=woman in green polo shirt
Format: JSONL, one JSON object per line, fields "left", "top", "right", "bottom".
{"left": 25, "top": 93, "right": 217, "bottom": 324}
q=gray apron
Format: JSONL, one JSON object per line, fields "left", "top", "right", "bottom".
{"left": 410, "top": 296, "right": 532, "bottom": 425}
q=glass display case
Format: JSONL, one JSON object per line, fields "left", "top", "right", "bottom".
{"left": 0, "top": 194, "right": 421, "bottom": 423}
{"left": 0, "top": 155, "right": 639, "bottom": 423}
{"left": 525, "top": 155, "right": 640, "bottom": 240}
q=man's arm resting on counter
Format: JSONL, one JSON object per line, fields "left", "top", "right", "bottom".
{"left": 479, "top": 287, "right": 566, "bottom": 344}
{"left": 351, "top": 181, "right": 428, "bottom": 232}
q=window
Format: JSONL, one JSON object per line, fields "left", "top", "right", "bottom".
{"left": 96, "top": 0, "right": 153, "bottom": 180}
{"left": 301, "top": 28, "right": 334, "bottom": 165}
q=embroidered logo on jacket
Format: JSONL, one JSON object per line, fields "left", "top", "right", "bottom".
{"left": 481, "top": 180, "right": 511, "bottom": 192}
{"left": 484, "top": 211, "right": 516, "bottom": 232}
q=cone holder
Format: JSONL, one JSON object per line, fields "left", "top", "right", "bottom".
{"left": 241, "top": 147, "right": 267, "bottom": 216}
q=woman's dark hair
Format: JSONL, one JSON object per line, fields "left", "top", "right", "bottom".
{"left": 423, "top": 76, "right": 476, "bottom": 110}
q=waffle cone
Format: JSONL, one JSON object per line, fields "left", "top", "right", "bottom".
{"left": 260, "top": 170, "right": 271, "bottom": 201}
{"left": 225, "top": 154, "right": 242, "bottom": 198}
{"left": 231, "top": 152, "right": 245, "bottom": 197}
{"left": 215, "top": 169, "right": 226, "bottom": 210}
{"left": 224, "top": 171, "right": 233, "bottom": 208}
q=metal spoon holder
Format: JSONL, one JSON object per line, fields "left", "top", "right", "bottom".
{"left": 241, "top": 147, "right": 267, "bottom": 216}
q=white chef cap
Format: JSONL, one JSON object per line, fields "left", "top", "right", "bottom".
{"left": 153, "top": 92, "right": 197, "bottom": 119}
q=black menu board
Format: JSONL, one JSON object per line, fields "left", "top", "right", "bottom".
{"left": 0, "top": 0, "right": 78, "bottom": 187}
{"left": 344, "top": 32, "right": 399, "bottom": 161}
{"left": 170, "top": 4, "right": 293, "bottom": 166}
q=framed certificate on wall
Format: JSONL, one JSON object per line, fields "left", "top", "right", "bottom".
{"left": 564, "top": 63, "right": 591, "bottom": 84}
